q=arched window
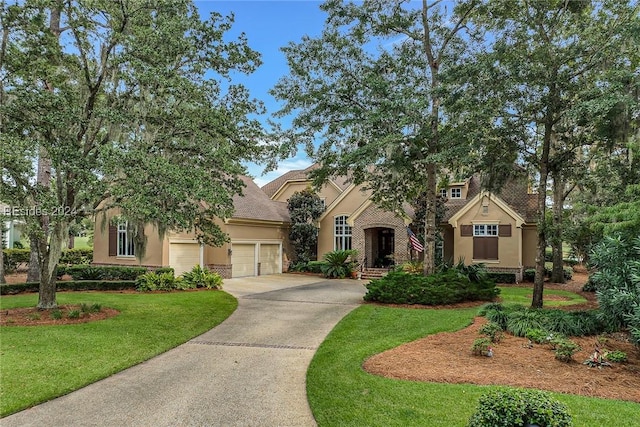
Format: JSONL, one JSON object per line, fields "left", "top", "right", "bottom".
{"left": 334, "top": 215, "right": 352, "bottom": 250}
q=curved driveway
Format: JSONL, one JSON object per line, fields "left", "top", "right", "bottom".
{"left": 3, "top": 275, "right": 366, "bottom": 427}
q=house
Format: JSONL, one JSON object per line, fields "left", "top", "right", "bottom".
{"left": 93, "top": 176, "right": 291, "bottom": 278}
{"left": 93, "top": 165, "right": 537, "bottom": 281}
{"left": 263, "top": 165, "right": 537, "bottom": 281}
{"left": 1, "top": 203, "right": 24, "bottom": 249}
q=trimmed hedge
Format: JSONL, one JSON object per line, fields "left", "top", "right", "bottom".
{"left": 487, "top": 272, "right": 517, "bottom": 284}
{"left": 3, "top": 248, "right": 94, "bottom": 272}
{"left": 58, "top": 248, "right": 93, "bottom": 265}
{"left": 364, "top": 270, "right": 500, "bottom": 305}
{"left": 0, "top": 280, "right": 137, "bottom": 295}
{"left": 2, "top": 248, "right": 30, "bottom": 272}
{"left": 523, "top": 266, "right": 573, "bottom": 282}
{"left": 60, "top": 265, "right": 172, "bottom": 281}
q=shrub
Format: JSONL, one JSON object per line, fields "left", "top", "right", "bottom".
{"left": 0, "top": 280, "right": 137, "bottom": 294}
{"left": 589, "top": 234, "right": 640, "bottom": 345}
{"left": 288, "top": 261, "right": 309, "bottom": 272}
{"left": 468, "top": 388, "right": 573, "bottom": 427}
{"left": 525, "top": 328, "right": 551, "bottom": 344}
{"left": 604, "top": 350, "right": 627, "bottom": 363}
{"left": 181, "top": 265, "right": 223, "bottom": 289}
{"left": 484, "top": 309, "right": 509, "bottom": 330}
{"left": 487, "top": 272, "right": 517, "bottom": 284}
{"left": 51, "top": 309, "right": 63, "bottom": 320}
{"left": 80, "top": 303, "right": 102, "bottom": 314}
{"left": 364, "top": 270, "right": 499, "bottom": 305}
{"left": 479, "top": 322, "right": 504, "bottom": 343}
{"left": 523, "top": 266, "right": 572, "bottom": 282}
{"left": 506, "top": 309, "right": 545, "bottom": 337}
{"left": 582, "top": 278, "right": 598, "bottom": 292}
{"left": 58, "top": 248, "right": 93, "bottom": 265}
{"left": 307, "top": 261, "right": 327, "bottom": 274}
{"left": 554, "top": 339, "right": 581, "bottom": 362}
{"left": 471, "top": 338, "right": 492, "bottom": 356}
{"left": 523, "top": 269, "right": 536, "bottom": 282}
{"left": 321, "top": 249, "right": 358, "bottom": 279}
{"left": 399, "top": 261, "right": 423, "bottom": 274}
{"left": 135, "top": 272, "right": 177, "bottom": 292}
{"left": 2, "top": 248, "right": 30, "bottom": 272}
{"left": 67, "top": 310, "right": 81, "bottom": 319}
{"left": 65, "top": 265, "right": 148, "bottom": 281}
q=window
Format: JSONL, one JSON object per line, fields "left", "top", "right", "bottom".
{"left": 450, "top": 187, "right": 462, "bottom": 198}
{"left": 439, "top": 188, "right": 447, "bottom": 198}
{"left": 472, "top": 223, "right": 498, "bottom": 260}
{"left": 473, "top": 224, "right": 498, "bottom": 236}
{"left": 334, "top": 215, "right": 352, "bottom": 250}
{"left": 117, "top": 221, "right": 135, "bottom": 257}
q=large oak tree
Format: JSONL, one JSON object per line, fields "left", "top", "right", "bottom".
{"left": 454, "top": 0, "right": 639, "bottom": 307}
{"left": 271, "top": 0, "right": 478, "bottom": 275}
{"left": 0, "top": 0, "right": 265, "bottom": 308}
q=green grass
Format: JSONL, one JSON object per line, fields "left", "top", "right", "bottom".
{"left": 0, "top": 291, "right": 236, "bottom": 417}
{"left": 308, "top": 304, "right": 639, "bottom": 427}
{"left": 499, "top": 286, "right": 587, "bottom": 306}
{"left": 18, "top": 236, "right": 92, "bottom": 249}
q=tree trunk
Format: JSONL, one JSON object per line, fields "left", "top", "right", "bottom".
{"left": 35, "top": 5, "right": 61, "bottom": 307}
{"left": 37, "top": 221, "right": 68, "bottom": 309}
{"left": 532, "top": 122, "right": 554, "bottom": 308}
{"left": 0, "top": 227, "right": 5, "bottom": 284}
{"left": 422, "top": 162, "right": 437, "bottom": 276}
{"left": 26, "top": 235, "right": 41, "bottom": 282}
{"left": 550, "top": 172, "right": 566, "bottom": 283}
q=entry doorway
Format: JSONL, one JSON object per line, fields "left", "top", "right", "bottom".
{"left": 366, "top": 227, "right": 395, "bottom": 268}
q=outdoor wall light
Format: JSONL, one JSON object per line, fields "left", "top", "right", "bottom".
{"left": 228, "top": 248, "right": 233, "bottom": 256}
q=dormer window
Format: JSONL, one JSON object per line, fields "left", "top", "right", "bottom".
{"left": 450, "top": 187, "right": 462, "bottom": 199}
{"left": 439, "top": 188, "right": 447, "bottom": 198}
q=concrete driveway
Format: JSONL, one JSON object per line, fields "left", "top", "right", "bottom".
{"left": 2, "top": 274, "right": 366, "bottom": 427}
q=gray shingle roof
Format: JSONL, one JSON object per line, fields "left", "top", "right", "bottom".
{"left": 442, "top": 174, "right": 537, "bottom": 223}
{"left": 232, "top": 176, "right": 290, "bottom": 222}
{"left": 261, "top": 164, "right": 319, "bottom": 198}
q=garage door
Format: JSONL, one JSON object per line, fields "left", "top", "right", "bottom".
{"left": 259, "top": 244, "right": 280, "bottom": 275}
{"left": 232, "top": 244, "right": 256, "bottom": 277}
{"left": 169, "top": 243, "right": 200, "bottom": 276}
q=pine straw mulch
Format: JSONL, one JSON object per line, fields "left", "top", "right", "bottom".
{"left": 363, "top": 269, "right": 640, "bottom": 403}
{"left": 1, "top": 305, "right": 120, "bottom": 326}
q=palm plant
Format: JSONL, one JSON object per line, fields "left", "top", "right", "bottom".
{"left": 321, "top": 250, "right": 358, "bottom": 279}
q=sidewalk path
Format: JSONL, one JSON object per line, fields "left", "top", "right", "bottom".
{"left": 2, "top": 275, "right": 366, "bottom": 427}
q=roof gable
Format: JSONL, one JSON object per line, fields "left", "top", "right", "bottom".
{"left": 232, "top": 176, "right": 290, "bottom": 223}
{"left": 447, "top": 192, "right": 526, "bottom": 228}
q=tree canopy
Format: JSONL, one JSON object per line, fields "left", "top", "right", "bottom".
{"left": 0, "top": 0, "right": 265, "bottom": 308}
{"left": 271, "top": 0, "right": 479, "bottom": 275}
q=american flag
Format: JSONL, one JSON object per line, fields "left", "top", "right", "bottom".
{"left": 407, "top": 227, "right": 424, "bottom": 253}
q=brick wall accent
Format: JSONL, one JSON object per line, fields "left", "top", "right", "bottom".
{"left": 206, "top": 264, "right": 232, "bottom": 279}
{"left": 353, "top": 204, "right": 409, "bottom": 267}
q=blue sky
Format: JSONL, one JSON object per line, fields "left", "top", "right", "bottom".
{"left": 195, "top": 1, "right": 328, "bottom": 186}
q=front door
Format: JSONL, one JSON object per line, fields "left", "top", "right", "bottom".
{"left": 376, "top": 228, "right": 395, "bottom": 267}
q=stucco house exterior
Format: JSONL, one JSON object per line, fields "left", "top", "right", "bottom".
{"left": 93, "top": 176, "right": 291, "bottom": 278}
{"left": 93, "top": 165, "right": 537, "bottom": 280}
{"left": 264, "top": 165, "right": 537, "bottom": 281}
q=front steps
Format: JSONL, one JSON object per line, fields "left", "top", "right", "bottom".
{"left": 360, "top": 267, "right": 390, "bottom": 280}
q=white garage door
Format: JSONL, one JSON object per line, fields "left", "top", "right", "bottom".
{"left": 259, "top": 244, "right": 280, "bottom": 275}
{"left": 232, "top": 244, "right": 256, "bottom": 278}
{"left": 169, "top": 243, "right": 200, "bottom": 276}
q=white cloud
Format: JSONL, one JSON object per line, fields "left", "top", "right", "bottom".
{"left": 248, "top": 156, "right": 314, "bottom": 187}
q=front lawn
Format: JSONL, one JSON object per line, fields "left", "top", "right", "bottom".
{"left": 0, "top": 291, "right": 237, "bottom": 417}
{"left": 499, "top": 286, "right": 587, "bottom": 306}
{"left": 308, "top": 291, "right": 638, "bottom": 426}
